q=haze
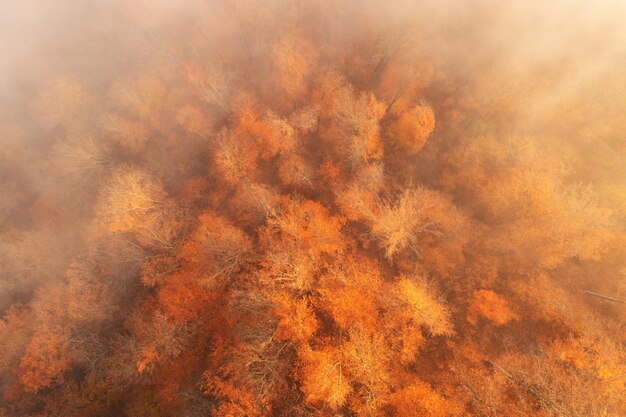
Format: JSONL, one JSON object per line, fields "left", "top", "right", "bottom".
{"left": 0, "top": 1, "right": 624, "bottom": 416}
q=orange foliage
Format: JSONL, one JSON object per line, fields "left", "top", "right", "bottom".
{"left": 272, "top": 34, "right": 317, "bottom": 99}
{"left": 387, "top": 103, "right": 436, "bottom": 154}
{"left": 390, "top": 381, "right": 460, "bottom": 417}
{"left": 18, "top": 328, "right": 73, "bottom": 392}
{"left": 272, "top": 294, "right": 318, "bottom": 343}
{"left": 467, "top": 289, "right": 518, "bottom": 325}
{"left": 1, "top": 2, "right": 624, "bottom": 417}
{"left": 267, "top": 197, "right": 346, "bottom": 256}
{"left": 299, "top": 345, "right": 352, "bottom": 409}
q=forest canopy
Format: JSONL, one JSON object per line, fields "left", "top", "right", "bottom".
{"left": 0, "top": 1, "right": 625, "bottom": 416}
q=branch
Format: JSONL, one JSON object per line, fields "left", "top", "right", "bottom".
{"left": 487, "top": 360, "right": 569, "bottom": 415}
{"left": 584, "top": 290, "right": 625, "bottom": 304}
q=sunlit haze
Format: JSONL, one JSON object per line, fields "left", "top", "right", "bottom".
{"left": 0, "top": 1, "right": 625, "bottom": 416}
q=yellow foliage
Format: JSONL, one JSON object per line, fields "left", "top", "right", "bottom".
{"left": 95, "top": 167, "right": 166, "bottom": 233}
{"left": 396, "top": 275, "right": 453, "bottom": 336}
{"left": 300, "top": 346, "right": 352, "bottom": 409}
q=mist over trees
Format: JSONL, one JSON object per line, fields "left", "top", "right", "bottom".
{"left": 0, "top": 1, "right": 625, "bottom": 416}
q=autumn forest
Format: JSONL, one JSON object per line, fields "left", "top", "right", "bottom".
{"left": 0, "top": 1, "right": 625, "bottom": 416}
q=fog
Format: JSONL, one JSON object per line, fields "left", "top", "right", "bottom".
{"left": 0, "top": 1, "right": 624, "bottom": 416}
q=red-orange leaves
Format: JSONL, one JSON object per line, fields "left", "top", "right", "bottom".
{"left": 318, "top": 257, "right": 383, "bottom": 331}
{"left": 158, "top": 275, "right": 214, "bottom": 324}
{"left": 18, "top": 327, "right": 73, "bottom": 392}
{"left": 381, "top": 275, "right": 453, "bottom": 365}
{"left": 233, "top": 109, "right": 297, "bottom": 160}
{"left": 180, "top": 211, "right": 253, "bottom": 288}
{"left": 366, "top": 187, "right": 466, "bottom": 261}
{"left": 136, "top": 346, "right": 159, "bottom": 375}
{"left": 116, "top": 312, "right": 190, "bottom": 379}
{"left": 467, "top": 289, "right": 518, "bottom": 325}
{"left": 343, "top": 327, "right": 391, "bottom": 414}
{"left": 272, "top": 34, "right": 317, "bottom": 99}
{"left": 386, "top": 103, "right": 435, "bottom": 155}
{"left": 273, "top": 294, "right": 318, "bottom": 343}
{"left": 390, "top": 380, "right": 460, "bottom": 417}
{"left": 5, "top": 3, "right": 626, "bottom": 417}
{"left": 299, "top": 345, "right": 351, "bottom": 410}
{"left": 394, "top": 275, "right": 453, "bottom": 337}
{"left": 267, "top": 197, "right": 346, "bottom": 256}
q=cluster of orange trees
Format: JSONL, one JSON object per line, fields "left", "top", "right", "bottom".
{"left": 0, "top": 1, "right": 624, "bottom": 416}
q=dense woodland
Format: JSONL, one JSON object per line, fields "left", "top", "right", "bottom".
{"left": 0, "top": 1, "right": 625, "bottom": 416}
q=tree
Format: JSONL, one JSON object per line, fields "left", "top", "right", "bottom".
{"left": 257, "top": 240, "right": 318, "bottom": 292}
{"left": 467, "top": 289, "right": 518, "bottom": 326}
{"left": 343, "top": 327, "right": 391, "bottom": 415}
{"left": 328, "top": 85, "right": 387, "bottom": 167}
{"left": 180, "top": 211, "right": 254, "bottom": 288}
{"left": 392, "top": 275, "right": 453, "bottom": 337}
{"left": 227, "top": 181, "right": 282, "bottom": 227}
{"left": 176, "top": 105, "right": 213, "bottom": 138}
{"left": 136, "top": 200, "right": 188, "bottom": 252}
{"left": 186, "top": 62, "right": 233, "bottom": 112}
{"left": 140, "top": 255, "right": 181, "bottom": 288}
{"left": 64, "top": 261, "right": 114, "bottom": 326}
{"left": 212, "top": 127, "right": 259, "bottom": 185}
{"left": 2, "top": 1, "right": 625, "bottom": 416}
{"left": 364, "top": 187, "right": 462, "bottom": 260}
{"left": 272, "top": 293, "right": 318, "bottom": 344}
{"left": 234, "top": 110, "right": 298, "bottom": 160}
{"left": 265, "top": 197, "right": 346, "bottom": 257}
{"left": 443, "top": 135, "right": 614, "bottom": 270}
{"left": 102, "top": 113, "right": 151, "bottom": 153}
{"left": 271, "top": 34, "right": 317, "bottom": 99}
{"left": 335, "top": 162, "right": 385, "bottom": 221}
{"left": 317, "top": 256, "right": 382, "bottom": 331}
{"left": 278, "top": 152, "right": 316, "bottom": 190}
{"left": 53, "top": 135, "right": 113, "bottom": 185}
{"left": 18, "top": 326, "right": 74, "bottom": 392}
{"left": 0, "top": 307, "right": 32, "bottom": 391}
{"left": 95, "top": 167, "right": 167, "bottom": 234}
{"left": 299, "top": 345, "right": 352, "bottom": 410}
{"left": 381, "top": 274, "right": 453, "bottom": 366}
{"left": 104, "top": 311, "right": 190, "bottom": 388}
{"left": 390, "top": 380, "right": 461, "bottom": 417}
{"left": 386, "top": 103, "right": 435, "bottom": 155}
